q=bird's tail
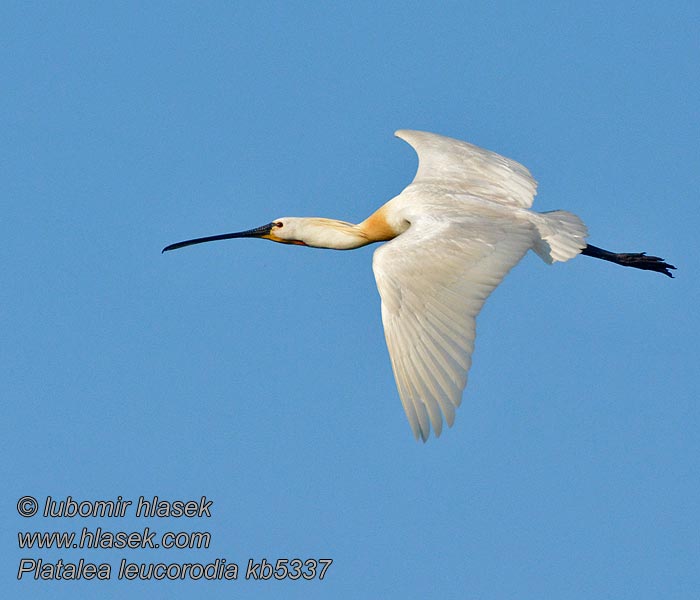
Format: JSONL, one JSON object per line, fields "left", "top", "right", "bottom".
{"left": 532, "top": 210, "right": 588, "bottom": 264}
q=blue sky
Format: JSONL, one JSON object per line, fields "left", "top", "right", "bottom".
{"left": 3, "top": 2, "right": 698, "bottom": 598}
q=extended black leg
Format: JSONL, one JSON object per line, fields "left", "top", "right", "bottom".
{"left": 581, "top": 244, "right": 676, "bottom": 277}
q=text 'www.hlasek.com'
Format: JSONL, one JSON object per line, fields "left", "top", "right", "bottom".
{"left": 15, "top": 495, "right": 332, "bottom": 582}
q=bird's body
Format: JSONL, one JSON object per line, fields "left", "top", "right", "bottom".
{"left": 164, "top": 130, "right": 675, "bottom": 441}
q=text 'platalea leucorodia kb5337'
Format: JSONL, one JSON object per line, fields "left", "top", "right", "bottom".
{"left": 164, "top": 130, "right": 675, "bottom": 441}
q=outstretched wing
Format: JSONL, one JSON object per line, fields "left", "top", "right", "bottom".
{"left": 373, "top": 212, "right": 537, "bottom": 441}
{"left": 395, "top": 129, "right": 538, "bottom": 208}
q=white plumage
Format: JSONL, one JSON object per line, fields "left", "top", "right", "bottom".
{"left": 164, "top": 129, "right": 673, "bottom": 441}
{"left": 372, "top": 130, "right": 586, "bottom": 439}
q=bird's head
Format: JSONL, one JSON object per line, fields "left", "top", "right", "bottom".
{"left": 262, "top": 218, "right": 310, "bottom": 246}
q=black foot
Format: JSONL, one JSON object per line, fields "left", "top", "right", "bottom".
{"left": 581, "top": 244, "right": 676, "bottom": 278}
{"left": 611, "top": 252, "right": 676, "bottom": 277}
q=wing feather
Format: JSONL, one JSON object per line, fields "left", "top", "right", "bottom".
{"left": 373, "top": 214, "right": 537, "bottom": 440}
{"left": 395, "top": 129, "right": 537, "bottom": 208}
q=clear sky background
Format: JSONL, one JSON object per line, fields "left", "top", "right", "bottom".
{"left": 3, "top": 2, "right": 698, "bottom": 599}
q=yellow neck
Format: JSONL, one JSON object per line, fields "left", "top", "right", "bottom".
{"left": 307, "top": 207, "right": 401, "bottom": 249}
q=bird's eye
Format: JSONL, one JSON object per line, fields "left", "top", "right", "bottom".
{"left": 274, "top": 221, "right": 283, "bottom": 228}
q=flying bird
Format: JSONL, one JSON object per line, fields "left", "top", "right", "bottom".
{"left": 164, "top": 130, "right": 675, "bottom": 441}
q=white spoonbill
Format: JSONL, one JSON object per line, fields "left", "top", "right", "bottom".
{"left": 164, "top": 130, "right": 674, "bottom": 441}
